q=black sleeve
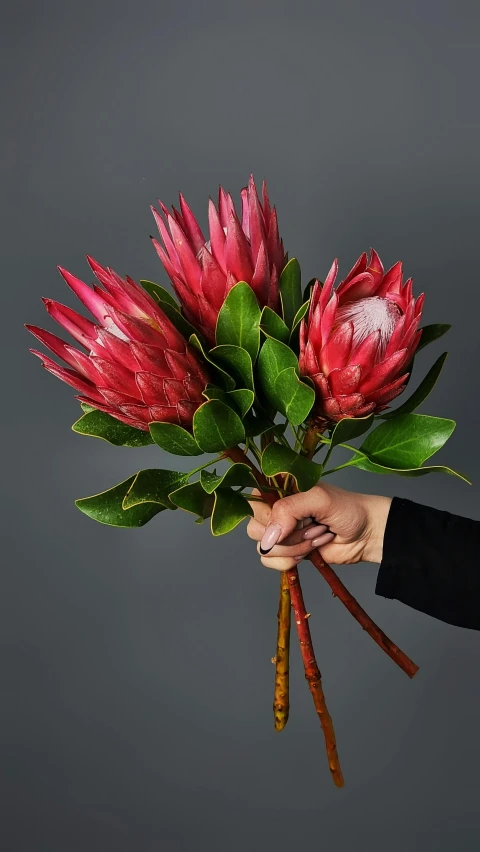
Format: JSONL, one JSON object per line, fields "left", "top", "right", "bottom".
{"left": 375, "top": 497, "right": 480, "bottom": 630}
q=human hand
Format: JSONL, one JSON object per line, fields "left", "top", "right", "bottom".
{"left": 247, "top": 483, "right": 391, "bottom": 571}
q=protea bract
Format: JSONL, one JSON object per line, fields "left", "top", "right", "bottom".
{"left": 26, "top": 258, "right": 210, "bottom": 431}
{"left": 299, "top": 250, "right": 424, "bottom": 422}
{"left": 151, "top": 174, "right": 286, "bottom": 345}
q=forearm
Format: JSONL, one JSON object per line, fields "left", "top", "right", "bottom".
{"left": 375, "top": 497, "right": 480, "bottom": 630}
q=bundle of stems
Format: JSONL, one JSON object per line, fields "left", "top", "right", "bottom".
{"left": 227, "top": 427, "right": 418, "bottom": 788}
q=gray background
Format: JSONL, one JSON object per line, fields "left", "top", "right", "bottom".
{"left": 2, "top": 0, "right": 480, "bottom": 849}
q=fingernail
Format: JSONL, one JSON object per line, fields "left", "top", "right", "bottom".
{"left": 259, "top": 523, "right": 282, "bottom": 554}
{"left": 294, "top": 554, "right": 303, "bottom": 562}
{"left": 303, "top": 524, "right": 328, "bottom": 540}
{"left": 312, "top": 532, "right": 335, "bottom": 547}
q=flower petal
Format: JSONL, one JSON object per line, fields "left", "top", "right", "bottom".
{"left": 328, "top": 364, "right": 361, "bottom": 396}
{"left": 25, "top": 325, "right": 84, "bottom": 371}
{"left": 376, "top": 261, "right": 403, "bottom": 298}
{"left": 148, "top": 404, "right": 180, "bottom": 425}
{"left": 168, "top": 215, "right": 202, "bottom": 294}
{"left": 57, "top": 267, "right": 109, "bottom": 324}
{"left": 179, "top": 193, "right": 205, "bottom": 254}
{"left": 135, "top": 372, "right": 169, "bottom": 406}
{"left": 198, "top": 248, "right": 227, "bottom": 311}
{"left": 208, "top": 198, "right": 227, "bottom": 273}
{"left": 321, "top": 321, "right": 354, "bottom": 374}
{"left": 358, "top": 349, "right": 407, "bottom": 396}
{"left": 350, "top": 329, "right": 381, "bottom": 373}
{"left": 130, "top": 341, "right": 169, "bottom": 375}
{"left": 30, "top": 349, "right": 104, "bottom": 402}
{"left": 91, "top": 356, "right": 141, "bottom": 398}
{"left": 224, "top": 210, "right": 254, "bottom": 282}
{"left": 42, "top": 299, "right": 98, "bottom": 349}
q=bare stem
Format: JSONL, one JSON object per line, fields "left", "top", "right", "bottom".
{"left": 273, "top": 571, "right": 291, "bottom": 731}
{"left": 288, "top": 568, "right": 344, "bottom": 787}
{"left": 226, "top": 445, "right": 343, "bottom": 786}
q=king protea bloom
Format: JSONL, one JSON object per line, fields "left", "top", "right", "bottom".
{"left": 26, "top": 258, "right": 211, "bottom": 431}
{"left": 151, "top": 174, "right": 286, "bottom": 344}
{"left": 299, "top": 250, "right": 424, "bottom": 422}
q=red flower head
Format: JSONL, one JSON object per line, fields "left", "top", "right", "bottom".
{"left": 151, "top": 174, "right": 286, "bottom": 345}
{"left": 299, "top": 250, "right": 424, "bottom": 423}
{"left": 26, "top": 258, "right": 210, "bottom": 431}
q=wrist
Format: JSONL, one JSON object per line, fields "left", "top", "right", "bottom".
{"left": 361, "top": 495, "right": 392, "bottom": 564}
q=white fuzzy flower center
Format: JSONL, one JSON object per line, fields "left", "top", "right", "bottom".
{"left": 335, "top": 296, "right": 401, "bottom": 355}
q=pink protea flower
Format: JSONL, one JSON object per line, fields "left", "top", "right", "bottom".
{"left": 151, "top": 174, "right": 286, "bottom": 345}
{"left": 26, "top": 258, "right": 211, "bottom": 431}
{"left": 299, "top": 249, "right": 424, "bottom": 422}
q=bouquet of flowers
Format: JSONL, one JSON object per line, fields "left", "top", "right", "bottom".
{"left": 26, "top": 175, "right": 465, "bottom": 787}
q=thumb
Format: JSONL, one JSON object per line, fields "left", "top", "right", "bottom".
{"left": 259, "top": 487, "right": 332, "bottom": 554}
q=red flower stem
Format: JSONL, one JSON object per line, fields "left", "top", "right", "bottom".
{"left": 260, "top": 431, "right": 292, "bottom": 732}
{"left": 302, "top": 426, "right": 419, "bottom": 679}
{"left": 308, "top": 550, "right": 418, "bottom": 677}
{"left": 227, "top": 446, "right": 343, "bottom": 786}
{"left": 273, "top": 571, "right": 291, "bottom": 731}
{"left": 287, "top": 567, "right": 344, "bottom": 787}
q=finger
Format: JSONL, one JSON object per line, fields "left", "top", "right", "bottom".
{"left": 259, "top": 488, "right": 332, "bottom": 554}
{"left": 270, "top": 522, "right": 328, "bottom": 548}
{"left": 259, "top": 554, "right": 297, "bottom": 572}
{"left": 246, "top": 495, "right": 272, "bottom": 526}
{"left": 256, "top": 539, "right": 316, "bottom": 560}
{"left": 315, "top": 539, "right": 345, "bottom": 565}
{"left": 249, "top": 520, "right": 327, "bottom": 547}
{"left": 246, "top": 518, "right": 266, "bottom": 541}
{"left": 312, "top": 532, "right": 336, "bottom": 548}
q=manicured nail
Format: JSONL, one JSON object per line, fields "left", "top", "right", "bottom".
{"left": 303, "top": 524, "right": 328, "bottom": 540}
{"left": 294, "top": 554, "right": 303, "bottom": 562}
{"left": 260, "top": 523, "right": 282, "bottom": 554}
{"left": 312, "top": 532, "right": 335, "bottom": 547}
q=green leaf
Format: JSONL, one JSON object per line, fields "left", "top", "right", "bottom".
{"left": 80, "top": 402, "right": 95, "bottom": 414}
{"left": 257, "top": 337, "right": 304, "bottom": 416}
{"left": 139, "top": 279, "right": 179, "bottom": 309}
{"left": 260, "top": 306, "right": 290, "bottom": 344}
{"left": 211, "top": 488, "right": 253, "bottom": 535}
{"left": 168, "top": 481, "right": 214, "bottom": 519}
{"left": 257, "top": 337, "right": 298, "bottom": 390}
{"left": 76, "top": 476, "right": 165, "bottom": 527}
{"left": 352, "top": 456, "right": 470, "bottom": 483}
{"left": 288, "top": 300, "right": 310, "bottom": 351}
{"left": 189, "top": 334, "right": 236, "bottom": 391}
{"left": 193, "top": 400, "right": 245, "bottom": 453}
{"left": 417, "top": 324, "right": 451, "bottom": 352}
{"left": 359, "top": 413, "right": 456, "bottom": 469}
{"left": 381, "top": 353, "right": 448, "bottom": 419}
{"left": 215, "top": 281, "right": 261, "bottom": 361}
{"left": 274, "top": 367, "right": 315, "bottom": 426}
{"left": 202, "top": 386, "right": 254, "bottom": 418}
{"left": 243, "top": 414, "right": 286, "bottom": 438}
{"left": 329, "top": 414, "right": 375, "bottom": 450}
{"left": 200, "top": 462, "right": 257, "bottom": 493}
{"left": 72, "top": 409, "right": 154, "bottom": 447}
{"left": 210, "top": 344, "right": 254, "bottom": 391}
{"left": 279, "top": 258, "right": 302, "bottom": 329}
{"left": 228, "top": 389, "right": 254, "bottom": 418}
{"left": 291, "top": 299, "right": 310, "bottom": 332}
{"left": 149, "top": 422, "right": 203, "bottom": 456}
{"left": 261, "top": 443, "right": 323, "bottom": 491}
{"left": 122, "top": 469, "right": 189, "bottom": 510}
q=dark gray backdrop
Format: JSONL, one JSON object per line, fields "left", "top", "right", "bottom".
{"left": 2, "top": 1, "right": 480, "bottom": 850}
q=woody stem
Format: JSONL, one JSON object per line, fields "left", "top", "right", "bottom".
{"left": 260, "top": 431, "right": 291, "bottom": 732}
{"left": 226, "top": 445, "right": 344, "bottom": 787}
